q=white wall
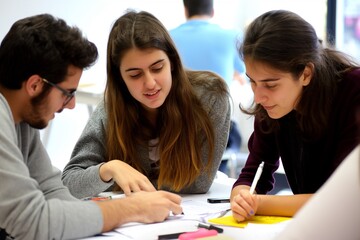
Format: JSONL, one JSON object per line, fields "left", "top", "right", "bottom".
{"left": 0, "top": 0, "right": 328, "bottom": 86}
{"left": 0, "top": 0, "right": 186, "bottom": 88}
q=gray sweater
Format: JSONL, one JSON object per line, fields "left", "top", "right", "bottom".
{"left": 62, "top": 83, "right": 231, "bottom": 199}
{"left": 0, "top": 94, "right": 102, "bottom": 240}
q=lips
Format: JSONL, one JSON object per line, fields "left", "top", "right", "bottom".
{"left": 143, "top": 89, "right": 161, "bottom": 100}
{"left": 263, "top": 105, "right": 275, "bottom": 111}
{"left": 144, "top": 90, "right": 160, "bottom": 96}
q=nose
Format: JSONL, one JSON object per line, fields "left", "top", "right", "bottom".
{"left": 64, "top": 97, "right": 76, "bottom": 110}
{"left": 144, "top": 72, "right": 156, "bottom": 89}
{"left": 57, "top": 97, "right": 75, "bottom": 113}
{"left": 253, "top": 87, "right": 267, "bottom": 104}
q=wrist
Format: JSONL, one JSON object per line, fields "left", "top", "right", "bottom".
{"left": 99, "top": 162, "right": 113, "bottom": 182}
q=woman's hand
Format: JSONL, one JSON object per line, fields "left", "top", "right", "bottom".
{"left": 99, "top": 160, "right": 156, "bottom": 195}
{"left": 231, "top": 186, "right": 260, "bottom": 222}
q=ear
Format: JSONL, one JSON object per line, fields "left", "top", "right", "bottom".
{"left": 25, "top": 75, "right": 43, "bottom": 97}
{"left": 184, "top": 8, "right": 189, "bottom": 19}
{"left": 301, "top": 63, "right": 314, "bottom": 86}
{"left": 210, "top": 9, "right": 215, "bottom": 18}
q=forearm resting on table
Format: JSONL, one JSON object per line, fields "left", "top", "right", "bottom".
{"left": 231, "top": 185, "right": 312, "bottom": 217}
{"left": 256, "top": 194, "right": 312, "bottom": 217}
{"left": 96, "top": 199, "right": 139, "bottom": 232}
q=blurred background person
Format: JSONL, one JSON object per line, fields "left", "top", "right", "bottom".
{"left": 170, "top": 0, "right": 246, "bottom": 175}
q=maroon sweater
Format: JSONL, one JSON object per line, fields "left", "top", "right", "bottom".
{"left": 233, "top": 68, "right": 360, "bottom": 194}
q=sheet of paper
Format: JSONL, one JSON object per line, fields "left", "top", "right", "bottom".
{"left": 111, "top": 199, "right": 231, "bottom": 239}
{"left": 167, "top": 199, "right": 230, "bottom": 222}
{"left": 182, "top": 199, "right": 230, "bottom": 214}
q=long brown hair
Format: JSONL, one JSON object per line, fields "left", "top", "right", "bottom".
{"left": 104, "top": 10, "right": 227, "bottom": 191}
{"left": 239, "top": 10, "right": 359, "bottom": 138}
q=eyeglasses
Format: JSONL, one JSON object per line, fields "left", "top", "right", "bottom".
{"left": 42, "top": 78, "right": 76, "bottom": 107}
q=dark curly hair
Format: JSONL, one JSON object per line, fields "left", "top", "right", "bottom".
{"left": 0, "top": 13, "right": 98, "bottom": 90}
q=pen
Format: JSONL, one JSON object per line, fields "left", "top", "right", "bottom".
{"left": 198, "top": 222, "right": 224, "bottom": 233}
{"left": 207, "top": 198, "right": 230, "bottom": 203}
{"left": 158, "top": 232, "right": 184, "bottom": 239}
{"left": 82, "top": 196, "right": 112, "bottom": 201}
{"left": 249, "top": 161, "right": 264, "bottom": 194}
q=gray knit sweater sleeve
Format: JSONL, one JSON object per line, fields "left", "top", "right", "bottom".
{"left": 62, "top": 102, "right": 114, "bottom": 199}
{"left": 0, "top": 94, "right": 103, "bottom": 240}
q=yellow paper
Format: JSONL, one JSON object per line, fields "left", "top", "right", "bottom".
{"left": 208, "top": 215, "right": 291, "bottom": 228}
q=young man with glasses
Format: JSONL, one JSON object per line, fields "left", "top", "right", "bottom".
{"left": 0, "top": 14, "right": 182, "bottom": 240}
{"left": 42, "top": 78, "right": 76, "bottom": 107}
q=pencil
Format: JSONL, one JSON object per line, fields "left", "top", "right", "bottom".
{"left": 82, "top": 196, "right": 112, "bottom": 201}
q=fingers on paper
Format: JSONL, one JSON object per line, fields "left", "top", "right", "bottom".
{"left": 121, "top": 178, "right": 156, "bottom": 196}
{"left": 139, "top": 179, "right": 157, "bottom": 192}
{"left": 159, "top": 190, "right": 183, "bottom": 215}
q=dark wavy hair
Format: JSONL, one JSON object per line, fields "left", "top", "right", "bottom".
{"left": 239, "top": 10, "right": 358, "bottom": 138}
{"left": 0, "top": 14, "right": 98, "bottom": 93}
{"left": 183, "top": 0, "right": 213, "bottom": 17}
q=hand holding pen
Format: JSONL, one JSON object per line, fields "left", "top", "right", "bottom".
{"left": 231, "top": 161, "right": 264, "bottom": 222}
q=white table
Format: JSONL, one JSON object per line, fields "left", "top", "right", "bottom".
{"left": 80, "top": 177, "right": 290, "bottom": 240}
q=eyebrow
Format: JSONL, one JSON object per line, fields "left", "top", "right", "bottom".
{"left": 125, "top": 59, "right": 165, "bottom": 72}
{"left": 246, "top": 73, "right": 281, "bottom": 82}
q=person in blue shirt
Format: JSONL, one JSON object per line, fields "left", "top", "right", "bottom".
{"left": 170, "top": 0, "right": 245, "bottom": 86}
{"left": 170, "top": 0, "right": 245, "bottom": 174}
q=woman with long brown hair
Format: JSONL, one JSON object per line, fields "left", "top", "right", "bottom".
{"left": 62, "top": 10, "right": 230, "bottom": 198}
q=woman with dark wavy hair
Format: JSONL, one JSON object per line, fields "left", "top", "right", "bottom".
{"left": 230, "top": 10, "right": 360, "bottom": 221}
{"left": 62, "top": 10, "right": 230, "bottom": 198}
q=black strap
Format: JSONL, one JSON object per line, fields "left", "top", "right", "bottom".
{"left": 0, "top": 229, "right": 9, "bottom": 240}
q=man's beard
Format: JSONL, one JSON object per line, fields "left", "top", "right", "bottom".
{"left": 26, "top": 93, "right": 50, "bottom": 129}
